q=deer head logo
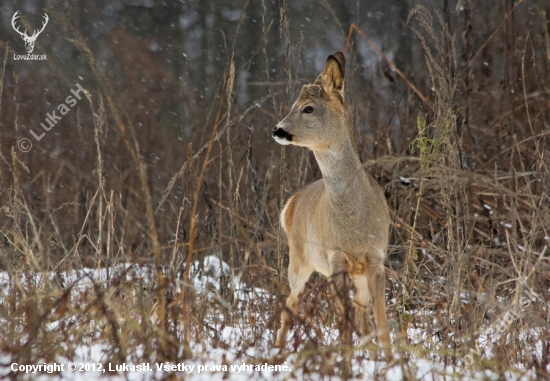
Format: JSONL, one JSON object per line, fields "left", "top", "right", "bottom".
{"left": 11, "top": 11, "right": 49, "bottom": 54}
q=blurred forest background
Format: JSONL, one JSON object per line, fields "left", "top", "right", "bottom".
{"left": 0, "top": 0, "right": 549, "bottom": 379}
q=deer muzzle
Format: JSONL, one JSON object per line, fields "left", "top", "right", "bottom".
{"left": 272, "top": 127, "right": 293, "bottom": 145}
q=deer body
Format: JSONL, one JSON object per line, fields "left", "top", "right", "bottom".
{"left": 272, "top": 52, "right": 391, "bottom": 352}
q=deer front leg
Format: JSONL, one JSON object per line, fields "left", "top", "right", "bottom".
{"left": 329, "top": 267, "right": 354, "bottom": 379}
{"left": 275, "top": 252, "right": 312, "bottom": 348}
{"left": 353, "top": 276, "right": 372, "bottom": 337}
{"left": 330, "top": 270, "right": 354, "bottom": 346}
{"left": 367, "top": 265, "right": 392, "bottom": 359}
{"left": 354, "top": 275, "right": 381, "bottom": 360}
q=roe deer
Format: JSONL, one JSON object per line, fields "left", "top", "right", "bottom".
{"left": 272, "top": 52, "right": 391, "bottom": 354}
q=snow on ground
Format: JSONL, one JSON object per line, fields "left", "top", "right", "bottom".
{"left": 0, "top": 256, "right": 543, "bottom": 380}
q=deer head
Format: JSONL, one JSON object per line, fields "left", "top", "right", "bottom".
{"left": 272, "top": 52, "right": 350, "bottom": 151}
{"left": 12, "top": 11, "right": 49, "bottom": 54}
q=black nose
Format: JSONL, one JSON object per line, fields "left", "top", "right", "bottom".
{"left": 272, "top": 127, "right": 293, "bottom": 141}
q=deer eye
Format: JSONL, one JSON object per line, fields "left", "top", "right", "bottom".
{"left": 302, "top": 106, "right": 314, "bottom": 114}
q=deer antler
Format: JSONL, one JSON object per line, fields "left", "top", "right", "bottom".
{"left": 11, "top": 11, "right": 49, "bottom": 53}
{"left": 11, "top": 11, "right": 29, "bottom": 38}
{"left": 33, "top": 13, "right": 49, "bottom": 38}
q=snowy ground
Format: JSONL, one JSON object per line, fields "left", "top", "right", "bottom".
{"left": 0, "top": 256, "right": 544, "bottom": 380}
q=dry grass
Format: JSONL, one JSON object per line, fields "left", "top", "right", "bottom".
{"left": 1, "top": 1, "right": 549, "bottom": 380}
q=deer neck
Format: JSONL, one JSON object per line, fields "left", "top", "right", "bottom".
{"left": 312, "top": 134, "right": 368, "bottom": 202}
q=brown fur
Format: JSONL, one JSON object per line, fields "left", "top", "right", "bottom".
{"left": 280, "top": 185, "right": 307, "bottom": 233}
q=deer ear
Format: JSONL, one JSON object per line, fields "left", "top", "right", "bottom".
{"left": 315, "top": 52, "right": 345, "bottom": 101}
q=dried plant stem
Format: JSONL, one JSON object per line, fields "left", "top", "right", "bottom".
{"left": 56, "top": 6, "right": 167, "bottom": 354}
{"left": 459, "top": 0, "right": 525, "bottom": 77}
{"left": 182, "top": 94, "right": 226, "bottom": 350}
{"left": 0, "top": 43, "right": 8, "bottom": 121}
{"left": 344, "top": 23, "right": 433, "bottom": 111}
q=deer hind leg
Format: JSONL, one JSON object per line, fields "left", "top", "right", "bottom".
{"left": 367, "top": 263, "right": 392, "bottom": 359}
{"left": 275, "top": 252, "right": 312, "bottom": 348}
